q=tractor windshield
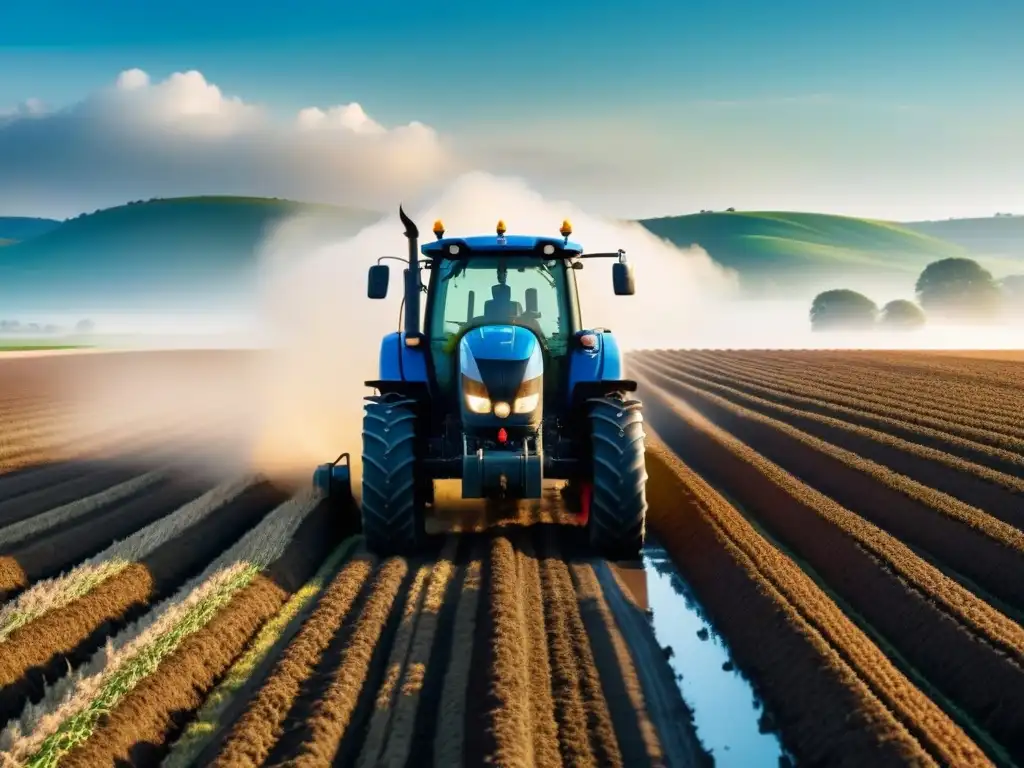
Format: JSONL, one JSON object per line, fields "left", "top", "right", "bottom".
{"left": 428, "top": 255, "right": 572, "bottom": 392}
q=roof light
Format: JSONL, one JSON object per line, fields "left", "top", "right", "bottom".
{"left": 560, "top": 219, "right": 572, "bottom": 237}
{"left": 543, "top": 244, "right": 556, "bottom": 255}
{"left": 579, "top": 333, "right": 598, "bottom": 349}
{"left": 493, "top": 401, "right": 511, "bottom": 419}
{"left": 433, "top": 219, "right": 445, "bottom": 239}
{"left": 496, "top": 220, "right": 507, "bottom": 236}
{"left": 448, "top": 244, "right": 460, "bottom": 255}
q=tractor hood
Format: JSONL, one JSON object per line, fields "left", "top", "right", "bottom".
{"left": 459, "top": 325, "right": 543, "bottom": 412}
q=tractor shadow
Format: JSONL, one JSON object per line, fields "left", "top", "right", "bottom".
{"left": 424, "top": 478, "right": 585, "bottom": 535}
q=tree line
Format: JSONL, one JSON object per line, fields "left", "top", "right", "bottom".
{"left": 810, "top": 258, "right": 1023, "bottom": 331}
{"left": 0, "top": 319, "right": 95, "bottom": 334}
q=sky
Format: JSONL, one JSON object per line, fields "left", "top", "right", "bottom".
{"left": 0, "top": 0, "right": 1022, "bottom": 221}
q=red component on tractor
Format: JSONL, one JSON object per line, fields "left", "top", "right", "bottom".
{"left": 578, "top": 481, "right": 592, "bottom": 524}
{"left": 497, "top": 428, "right": 508, "bottom": 443}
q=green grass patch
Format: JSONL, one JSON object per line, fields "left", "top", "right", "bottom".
{"left": 28, "top": 565, "right": 259, "bottom": 768}
{"left": 0, "top": 559, "right": 130, "bottom": 642}
{"left": 162, "top": 536, "right": 361, "bottom": 768}
{"left": 0, "top": 344, "right": 92, "bottom": 352}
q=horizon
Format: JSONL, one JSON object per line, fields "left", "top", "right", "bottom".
{"left": 1, "top": 0, "right": 1022, "bottom": 221}
{"left": 3, "top": 193, "right": 1020, "bottom": 226}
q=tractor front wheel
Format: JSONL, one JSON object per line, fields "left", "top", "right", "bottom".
{"left": 361, "top": 392, "right": 426, "bottom": 555}
{"left": 586, "top": 393, "right": 648, "bottom": 561}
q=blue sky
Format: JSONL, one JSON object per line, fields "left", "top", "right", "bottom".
{"left": 0, "top": 0, "right": 1022, "bottom": 219}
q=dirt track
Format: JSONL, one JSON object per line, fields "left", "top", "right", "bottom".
{"left": 0, "top": 349, "right": 1022, "bottom": 767}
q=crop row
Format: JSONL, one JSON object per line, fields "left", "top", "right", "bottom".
{"left": 631, "top": 350, "right": 1024, "bottom": 765}
{"left": 0, "top": 440, "right": 698, "bottom": 765}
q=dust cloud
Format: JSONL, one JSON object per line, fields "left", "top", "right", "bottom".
{"left": 244, "top": 171, "right": 739, "bottom": 481}
{"left": 53, "top": 171, "right": 1022, "bottom": 485}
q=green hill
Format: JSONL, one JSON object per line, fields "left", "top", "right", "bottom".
{"left": 3, "top": 197, "right": 1023, "bottom": 312}
{"left": 0, "top": 216, "right": 61, "bottom": 242}
{"left": 902, "top": 216, "right": 1024, "bottom": 260}
{"left": 0, "top": 196, "right": 382, "bottom": 311}
{"left": 637, "top": 210, "right": 970, "bottom": 292}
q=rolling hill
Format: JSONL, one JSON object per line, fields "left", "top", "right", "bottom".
{"left": 0, "top": 216, "right": 61, "bottom": 243}
{"left": 0, "top": 196, "right": 381, "bottom": 312}
{"left": 2, "top": 197, "right": 1022, "bottom": 315}
{"left": 903, "top": 216, "right": 1024, "bottom": 260}
{"left": 637, "top": 210, "right": 975, "bottom": 293}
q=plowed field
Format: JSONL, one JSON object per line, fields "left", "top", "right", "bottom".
{"left": 0, "top": 349, "right": 1021, "bottom": 767}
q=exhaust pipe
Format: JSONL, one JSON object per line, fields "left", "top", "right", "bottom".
{"left": 399, "top": 205, "right": 421, "bottom": 337}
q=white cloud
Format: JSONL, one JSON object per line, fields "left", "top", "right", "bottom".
{"left": 0, "top": 68, "right": 453, "bottom": 217}
{"left": 0, "top": 98, "right": 47, "bottom": 121}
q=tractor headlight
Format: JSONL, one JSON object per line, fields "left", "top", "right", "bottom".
{"left": 513, "top": 393, "right": 539, "bottom": 413}
{"left": 465, "top": 393, "right": 492, "bottom": 414}
{"left": 462, "top": 375, "right": 492, "bottom": 414}
{"left": 513, "top": 376, "right": 542, "bottom": 414}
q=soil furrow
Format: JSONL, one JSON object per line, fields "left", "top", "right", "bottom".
{"left": 646, "top": 354, "right": 1024, "bottom": 475}
{"left": 651, "top": 355, "right": 1024, "bottom": 528}
{"left": 432, "top": 548, "right": 483, "bottom": 767}
{"left": 206, "top": 549, "right": 376, "bottom": 767}
{"left": 466, "top": 533, "right": 536, "bottom": 767}
{"left": 270, "top": 556, "right": 409, "bottom": 767}
{"left": 514, "top": 537, "right": 562, "bottom": 768}
{"left": 539, "top": 530, "right": 623, "bottom": 768}
{"left": 355, "top": 558, "right": 434, "bottom": 766}
{"left": 0, "top": 467, "right": 142, "bottom": 528}
{"left": 0, "top": 482, "right": 285, "bottom": 726}
{"left": 52, "top": 496, "right": 348, "bottom": 766}
{"left": 0, "top": 479, "right": 211, "bottom": 600}
{"left": 639, "top": 379, "right": 1024, "bottom": 763}
{"left": 373, "top": 539, "right": 459, "bottom": 767}
{"left": 643, "top": 440, "right": 990, "bottom": 767}
{"left": 681, "top": 351, "right": 1024, "bottom": 441}
{"left": 634, "top": 358, "right": 1024, "bottom": 612}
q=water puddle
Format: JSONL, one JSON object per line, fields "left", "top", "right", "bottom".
{"left": 640, "top": 540, "right": 787, "bottom": 767}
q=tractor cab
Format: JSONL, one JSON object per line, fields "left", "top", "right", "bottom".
{"left": 421, "top": 224, "right": 584, "bottom": 409}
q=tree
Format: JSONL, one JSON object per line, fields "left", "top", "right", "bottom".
{"left": 809, "top": 289, "right": 878, "bottom": 331}
{"left": 915, "top": 258, "right": 1002, "bottom": 321}
{"left": 75, "top": 318, "right": 96, "bottom": 334}
{"left": 880, "top": 299, "right": 926, "bottom": 330}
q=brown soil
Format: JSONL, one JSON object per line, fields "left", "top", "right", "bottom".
{"left": 0, "top": 482, "right": 287, "bottom": 725}
{"left": 633, "top": 357, "right": 1024, "bottom": 612}
{"left": 55, "top": 495, "right": 348, "bottom": 766}
{"left": 0, "top": 478, "right": 211, "bottom": 600}
{"left": 636, "top": 366, "right": 1024, "bottom": 763}
{"left": 207, "top": 551, "right": 378, "bottom": 766}
{"left": 3, "top": 349, "right": 1021, "bottom": 767}
{"left": 643, "top": 442, "right": 990, "bottom": 767}
{"left": 59, "top": 575, "right": 288, "bottom": 768}
{"left": 0, "top": 466, "right": 141, "bottom": 528}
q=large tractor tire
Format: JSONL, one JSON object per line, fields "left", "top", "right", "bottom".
{"left": 361, "top": 392, "right": 426, "bottom": 556}
{"left": 586, "top": 393, "right": 648, "bottom": 561}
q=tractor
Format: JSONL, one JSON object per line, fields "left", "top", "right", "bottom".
{"left": 314, "top": 206, "right": 648, "bottom": 560}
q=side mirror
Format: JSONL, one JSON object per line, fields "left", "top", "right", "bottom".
{"left": 613, "top": 261, "right": 635, "bottom": 296}
{"left": 368, "top": 264, "right": 390, "bottom": 299}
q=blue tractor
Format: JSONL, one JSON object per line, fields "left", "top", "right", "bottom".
{"left": 314, "top": 206, "right": 648, "bottom": 560}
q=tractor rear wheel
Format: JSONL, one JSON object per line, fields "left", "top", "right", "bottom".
{"left": 361, "top": 392, "right": 426, "bottom": 555}
{"left": 586, "top": 393, "right": 648, "bottom": 561}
